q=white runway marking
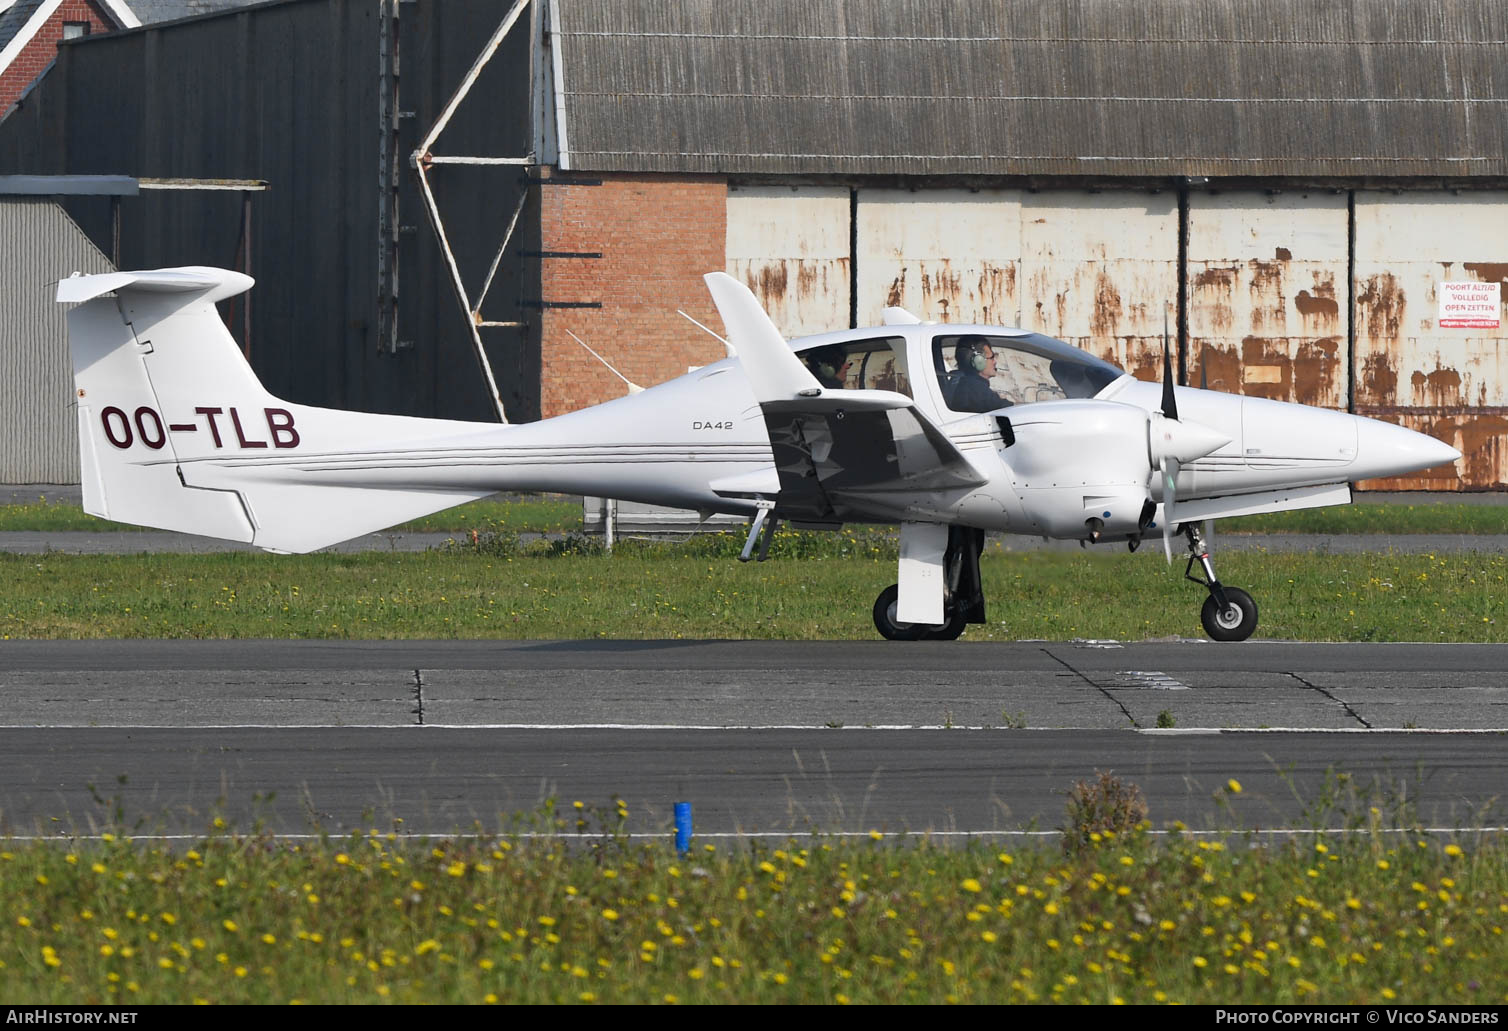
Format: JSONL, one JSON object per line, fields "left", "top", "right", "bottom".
{"left": 1117, "top": 670, "right": 1191, "bottom": 690}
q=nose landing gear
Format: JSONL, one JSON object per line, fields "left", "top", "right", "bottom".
{"left": 1183, "top": 523, "right": 1258, "bottom": 641}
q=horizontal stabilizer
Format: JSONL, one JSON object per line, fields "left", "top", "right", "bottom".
{"left": 57, "top": 267, "right": 253, "bottom": 305}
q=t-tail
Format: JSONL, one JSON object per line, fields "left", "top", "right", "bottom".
{"left": 62, "top": 267, "right": 503, "bottom": 552}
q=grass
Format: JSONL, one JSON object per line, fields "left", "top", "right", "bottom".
{"left": 0, "top": 533, "right": 1503, "bottom": 641}
{"left": 1, "top": 497, "right": 1506, "bottom": 535}
{"left": 1219, "top": 503, "right": 1508, "bottom": 536}
{"left": 1, "top": 793, "right": 1503, "bottom": 1004}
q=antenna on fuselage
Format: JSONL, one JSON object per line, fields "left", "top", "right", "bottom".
{"left": 565, "top": 329, "right": 644, "bottom": 395}
{"left": 677, "top": 309, "right": 736, "bottom": 358}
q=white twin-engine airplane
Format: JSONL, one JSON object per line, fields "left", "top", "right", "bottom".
{"left": 59, "top": 266, "right": 1459, "bottom": 642}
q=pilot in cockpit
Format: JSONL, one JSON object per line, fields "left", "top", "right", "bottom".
{"left": 943, "top": 336, "right": 1009, "bottom": 413}
{"left": 805, "top": 345, "right": 851, "bottom": 389}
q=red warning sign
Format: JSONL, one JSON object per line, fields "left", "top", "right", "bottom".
{"left": 1439, "top": 281, "right": 1501, "bottom": 329}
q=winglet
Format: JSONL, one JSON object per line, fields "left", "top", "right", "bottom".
{"left": 702, "top": 272, "right": 821, "bottom": 403}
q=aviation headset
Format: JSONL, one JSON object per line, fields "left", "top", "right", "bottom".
{"left": 956, "top": 339, "right": 991, "bottom": 372}
{"left": 811, "top": 348, "right": 847, "bottom": 380}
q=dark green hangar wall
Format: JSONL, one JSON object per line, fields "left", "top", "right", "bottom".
{"left": 0, "top": 0, "right": 538, "bottom": 422}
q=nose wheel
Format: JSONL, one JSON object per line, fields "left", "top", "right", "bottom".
{"left": 1183, "top": 524, "right": 1257, "bottom": 641}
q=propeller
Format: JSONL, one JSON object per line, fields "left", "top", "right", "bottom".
{"left": 1150, "top": 311, "right": 1230, "bottom": 562}
{"left": 1159, "top": 311, "right": 1179, "bottom": 562}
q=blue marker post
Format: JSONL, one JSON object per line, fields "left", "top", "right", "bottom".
{"left": 673, "top": 801, "right": 693, "bottom": 854}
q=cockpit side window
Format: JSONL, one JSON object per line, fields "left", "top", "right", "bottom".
{"left": 799, "top": 337, "right": 911, "bottom": 397}
{"left": 932, "top": 333, "right": 1121, "bottom": 412}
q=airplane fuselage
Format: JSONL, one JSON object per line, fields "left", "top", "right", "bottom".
{"left": 443, "top": 323, "right": 1452, "bottom": 547}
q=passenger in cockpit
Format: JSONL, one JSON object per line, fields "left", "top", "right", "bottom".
{"left": 805, "top": 345, "right": 851, "bottom": 389}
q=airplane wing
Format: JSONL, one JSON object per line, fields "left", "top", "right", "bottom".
{"left": 703, "top": 272, "right": 986, "bottom": 522}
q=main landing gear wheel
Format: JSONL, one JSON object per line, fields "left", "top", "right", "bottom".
{"left": 873, "top": 584, "right": 929, "bottom": 641}
{"left": 1200, "top": 587, "right": 1257, "bottom": 642}
{"left": 872, "top": 529, "right": 986, "bottom": 641}
{"left": 871, "top": 585, "right": 969, "bottom": 641}
{"left": 925, "top": 609, "right": 969, "bottom": 641}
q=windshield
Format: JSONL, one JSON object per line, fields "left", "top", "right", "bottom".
{"left": 932, "top": 333, "right": 1123, "bottom": 413}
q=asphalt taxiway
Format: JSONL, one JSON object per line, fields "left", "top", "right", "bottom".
{"left": 1, "top": 639, "right": 1504, "bottom": 840}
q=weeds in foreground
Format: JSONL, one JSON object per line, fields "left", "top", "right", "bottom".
{"left": 1, "top": 810, "right": 1504, "bottom": 1004}
{"left": 1061, "top": 771, "right": 1150, "bottom": 855}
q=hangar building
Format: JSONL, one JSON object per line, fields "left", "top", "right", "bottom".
{"left": 1, "top": 0, "right": 1504, "bottom": 490}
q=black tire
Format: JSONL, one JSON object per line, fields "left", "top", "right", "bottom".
{"left": 872, "top": 584, "right": 929, "bottom": 641}
{"left": 1200, "top": 587, "right": 1258, "bottom": 642}
{"left": 922, "top": 609, "right": 969, "bottom": 641}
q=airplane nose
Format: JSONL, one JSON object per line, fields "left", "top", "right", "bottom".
{"left": 1350, "top": 416, "right": 1461, "bottom": 480}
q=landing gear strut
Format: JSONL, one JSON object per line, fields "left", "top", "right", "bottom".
{"left": 1183, "top": 523, "right": 1257, "bottom": 641}
{"left": 872, "top": 527, "right": 985, "bottom": 641}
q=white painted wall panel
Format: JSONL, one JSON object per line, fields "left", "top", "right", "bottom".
{"left": 1020, "top": 193, "right": 1179, "bottom": 380}
{"left": 854, "top": 188, "right": 1021, "bottom": 326}
{"left": 726, "top": 185, "right": 849, "bottom": 337}
{"left": 1187, "top": 192, "right": 1349, "bottom": 409}
{"left": 1354, "top": 191, "right": 1508, "bottom": 489}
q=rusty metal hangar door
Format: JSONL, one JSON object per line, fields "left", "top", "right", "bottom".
{"left": 728, "top": 185, "right": 1502, "bottom": 491}
{"left": 1354, "top": 192, "right": 1508, "bottom": 491}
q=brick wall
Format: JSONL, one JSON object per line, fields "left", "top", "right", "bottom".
{"left": 537, "top": 173, "right": 728, "bottom": 417}
{"left": 0, "top": 1, "right": 116, "bottom": 112}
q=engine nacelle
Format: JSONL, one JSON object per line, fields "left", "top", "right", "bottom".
{"left": 1003, "top": 399, "right": 1155, "bottom": 540}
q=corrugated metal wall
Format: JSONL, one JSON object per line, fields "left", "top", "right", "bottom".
{"left": 0, "top": 199, "right": 113, "bottom": 482}
{"left": 557, "top": 0, "right": 1508, "bottom": 178}
{"left": 0, "top": 0, "right": 535, "bottom": 425}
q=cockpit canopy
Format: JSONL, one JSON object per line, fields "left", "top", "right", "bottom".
{"left": 790, "top": 328, "right": 1124, "bottom": 415}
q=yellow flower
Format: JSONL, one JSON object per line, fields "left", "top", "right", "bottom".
{"left": 1445, "top": 844, "right": 1463, "bottom": 858}
{"left": 601, "top": 909, "right": 619, "bottom": 922}
{"left": 1227, "top": 779, "right": 1242, "bottom": 794}
{"left": 962, "top": 878, "right": 982, "bottom": 893}
{"left": 222, "top": 920, "right": 239, "bottom": 933}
